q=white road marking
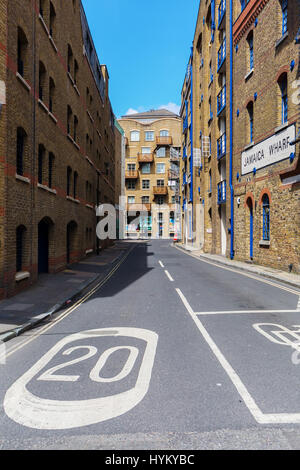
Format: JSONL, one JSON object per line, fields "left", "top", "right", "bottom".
{"left": 159, "top": 260, "right": 165, "bottom": 268}
{"left": 195, "top": 309, "right": 298, "bottom": 316}
{"left": 176, "top": 287, "right": 300, "bottom": 424}
{"left": 297, "top": 297, "right": 300, "bottom": 311}
{"left": 253, "top": 323, "right": 300, "bottom": 352}
{"left": 4, "top": 328, "right": 158, "bottom": 430}
{"left": 165, "top": 270, "right": 174, "bottom": 282}
{"left": 174, "top": 245, "right": 300, "bottom": 296}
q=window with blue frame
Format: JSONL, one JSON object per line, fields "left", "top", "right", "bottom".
{"left": 247, "top": 32, "right": 254, "bottom": 70}
{"left": 278, "top": 73, "right": 288, "bottom": 124}
{"left": 247, "top": 102, "right": 254, "bottom": 143}
{"left": 262, "top": 194, "right": 270, "bottom": 241}
{"left": 281, "top": 0, "right": 288, "bottom": 35}
{"left": 240, "top": 0, "right": 250, "bottom": 12}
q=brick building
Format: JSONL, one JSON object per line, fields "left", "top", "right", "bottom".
{"left": 118, "top": 109, "right": 182, "bottom": 239}
{"left": 0, "top": 0, "right": 116, "bottom": 299}
{"left": 180, "top": 0, "right": 299, "bottom": 272}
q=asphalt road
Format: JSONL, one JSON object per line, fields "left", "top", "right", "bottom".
{"left": 0, "top": 240, "right": 300, "bottom": 450}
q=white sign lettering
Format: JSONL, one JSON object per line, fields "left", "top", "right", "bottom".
{"left": 241, "top": 124, "right": 295, "bottom": 175}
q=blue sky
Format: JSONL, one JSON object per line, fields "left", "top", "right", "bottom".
{"left": 81, "top": 0, "right": 199, "bottom": 118}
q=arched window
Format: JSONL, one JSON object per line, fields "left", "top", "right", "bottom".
{"left": 67, "top": 105, "right": 72, "bottom": 135}
{"left": 17, "top": 27, "right": 28, "bottom": 78}
{"left": 262, "top": 194, "right": 270, "bottom": 241}
{"left": 49, "top": 2, "right": 56, "bottom": 39}
{"left": 247, "top": 101, "right": 254, "bottom": 143}
{"left": 278, "top": 73, "right": 288, "bottom": 124}
{"left": 130, "top": 130, "right": 140, "bottom": 142}
{"left": 16, "top": 225, "right": 26, "bottom": 272}
{"left": 160, "top": 130, "right": 169, "bottom": 137}
{"left": 73, "top": 115, "right": 78, "bottom": 142}
{"left": 247, "top": 31, "right": 254, "bottom": 71}
{"left": 67, "top": 44, "right": 73, "bottom": 74}
{"left": 16, "top": 127, "right": 26, "bottom": 176}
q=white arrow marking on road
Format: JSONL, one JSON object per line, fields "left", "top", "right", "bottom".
{"left": 4, "top": 328, "right": 158, "bottom": 430}
{"left": 159, "top": 260, "right": 165, "bottom": 268}
{"left": 176, "top": 288, "right": 300, "bottom": 424}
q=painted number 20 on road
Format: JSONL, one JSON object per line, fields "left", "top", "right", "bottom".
{"left": 4, "top": 328, "right": 158, "bottom": 430}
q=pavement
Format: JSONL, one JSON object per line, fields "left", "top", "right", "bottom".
{"left": 0, "top": 241, "right": 133, "bottom": 341}
{"left": 0, "top": 240, "right": 300, "bottom": 450}
{"left": 176, "top": 243, "right": 300, "bottom": 289}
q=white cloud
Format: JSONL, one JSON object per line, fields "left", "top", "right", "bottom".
{"left": 158, "top": 103, "right": 180, "bottom": 115}
{"left": 125, "top": 108, "right": 138, "bottom": 115}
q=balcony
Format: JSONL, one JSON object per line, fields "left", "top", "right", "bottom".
{"left": 138, "top": 153, "right": 154, "bottom": 163}
{"left": 217, "top": 37, "right": 226, "bottom": 72}
{"left": 168, "top": 168, "right": 180, "bottom": 180}
{"left": 183, "top": 116, "right": 188, "bottom": 133}
{"left": 127, "top": 203, "right": 151, "bottom": 213}
{"left": 217, "top": 86, "right": 226, "bottom": 116}
{"left": 156, "top": 136, "right": 173, "bottom": 146}
{"left": 153, "top": 186, "right": 168, "bottom": 196}
{"left": 217, "top": 180, "right": 227, "bottom": 204}
{"left": 217, "top": 133, "right": 226, "bottom": 160}
{"left": 170, "top": 147, "right": 180, "bottom": 162}
{"left": 125, "top": 170, "right": 138, "bottom": 179}
{"left": 218, "top": 0, "right": 226, "bottom": 29}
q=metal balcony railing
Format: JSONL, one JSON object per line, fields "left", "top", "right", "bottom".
{"left": 218, "top": 180, "right": 227, "bottom": 204}
{"left": 125, "top": 170, "right": 138, "bottom": 179}
{"left": 217, "top": 133, "right": 226, "bottom": 159}
{"left": 218, "top": 0, "right": 226, "bottom": 29}
{"left": 153, "top": 186, "right": 168, "bottom": 195}
{"left": 217, "top": 85, "right": 226, "bottom": 116}
{"left": 156, "top": 136, "right": 173, "bottom": 146}
{"left": 138, "top": 153, "right": 154, "bottom": 163}
{"left": 217, "top": 37, "right": 226, "bottom": 72}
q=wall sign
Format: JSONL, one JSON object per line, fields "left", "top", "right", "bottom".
{"left": 241, "top": 124, "right": 296, "bottom": 175}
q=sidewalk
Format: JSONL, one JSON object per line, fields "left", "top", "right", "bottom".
{"left": 0, "top": 241, "right": 133, "bottom": 341}
{"left": 175, "top": 243, "right": 300, "bottom": 290}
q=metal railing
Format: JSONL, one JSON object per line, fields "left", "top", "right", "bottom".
{"left": 218, "top": 0, "right": 226, "bottom": 28}
{"left": 217, "top": 37, "right": 226, "bottom": 71}
{"left": 218, "top": 180, "right": 227, "bottom": 204}
{"left": 217, "top": 85, "right": 226, "bottom": 115}
{"left": 217, "top": 133, "right": 226, "bottom": 159}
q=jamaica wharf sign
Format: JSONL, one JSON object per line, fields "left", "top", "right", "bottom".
{"left": 241, "top": 124, "right": 295, "bottom": 175}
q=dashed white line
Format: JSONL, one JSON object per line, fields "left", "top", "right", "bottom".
{"left": 176, "top": 287, "right": 300, "bottom": 424}
{"left": 158, "top": 260, "right": 165, "bottom": 268}
{"left": 165, "top": 270, "right": 174, "bottom": 282}
{"left": 297, "top": 297, "right": 300, "bottom": 311}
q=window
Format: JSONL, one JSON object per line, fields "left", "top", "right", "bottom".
{"left": 240, "top": 0, "right": 250, "bottom": 11}
{"left": 156, "top": 163, "right": 165, "bottom": 174}
{"left": 17, "top": 27, "right": 28, "bottom": 77}
{"left": 142, "top": 147, "right": 151, "bottom": 154}
{"left": 67, "top": 106, "right": 72, "bottom": 135}
{"left": 39, "top": 61, "right": 46, "bottom": 101}
{"left": 281, "top": 0, "right": 288, "bottom": 35}
{"left": 67, "top": 44, "right": 73, "bottom": 74}
{"left": 73, "top": 116, "right": 78, "bottom": 141}
{"left": 130, "top": 130, "right": 140, "bottom": 142}
{"left": 38, "top": 144, "right": 45, "bottom": 184}
{"left": 157, "top": 179, "right": 164, "bottom": 187}
{"left": 128, "top": 196, "right": 135, "bottom": 204}
{"left": 16, "top": 127, "right": 26, "bottom": 176}
{"left": 49, "top": 2, "right": 56, "bottom": 39}
{"left": 48, "top": 153, "right": 54, "bottom": 188}
{"left": 247, "top": 102, "right": 254, "bottom": 143}
{"left": 156, "top": 147, "right": 166, "bottom": 157}
{"left": 127, "top": 181, "right": 136, "bottom": 190}
{"left": 74, "top": 60, "right": 79, "bottom": 85}
{"left": 160, "top": 130, "right": 169, "bottom": 137}
{"left": 73, "top": 172, "right": 78, "bottom": 199}
{"left": 247, "top": 32, "right": 254, "bottom": 71}
{"left": 145, "top": 131, "right": 154, "bottom": 141}
{"left": 157, "top": 197, "right": 164, "bottom": 205}
{"left": 142, "top": 196, "right": 150, "bottom": 204}
{"left": 262, "top": 194, "right": 270, "bottom": 241}
{"left": 142, "top": 180, "right": 150, "bottom": 189}
{"left": 278, "top": 74, "right": 288, "bottom": 124}
{"left": 127, "top": 163, "right": 136, "bottom": 171}
{"left": 141, "top": 163, "right": 150, "bottom": 174}
{"left": 49, "top": 77, "right": 55, "bottom": 113}
{"left": 172, "top": 196, "right": 176, "bottom": 204}
{"left": 67, "top": 167, "right": 72, "bottom": 196}
{"left": 39, "top": 0, "right": 45, "bottom": 16}
{"left": 16, "top": 225, "right": 26, "bottom": 272}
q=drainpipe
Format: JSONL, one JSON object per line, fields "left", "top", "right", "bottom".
{"left": 190, "top": 47, "right": 194, "bottom": 244}
{"left": 229, "top": 0, "right": 234, "bottom": 259}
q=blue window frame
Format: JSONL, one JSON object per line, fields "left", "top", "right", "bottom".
{"left": 262, "top": 194, "right": 270, "bottom": 241}
{"left": 282, "top": 0, "right": 288, "bottom": 35}
{"left": 248, "top": 34, "right": 254, "bottom": 70}
{"left": 241, "top": 0, "right": 250, "bottom": 12}
{"left": 247, "top": 103, "right": 254, "bottom": 142}
{"left": 279, "top": 75, "right": 288, "bottom": 124}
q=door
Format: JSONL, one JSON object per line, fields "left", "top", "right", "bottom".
{"left": 38, "top": 220, "right": 49, "bottom": 273}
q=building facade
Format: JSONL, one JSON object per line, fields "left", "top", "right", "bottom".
{"left": 114, "top": 119, "right": 126, "bottom": 239}
{"left": 0, "top": 0, "right": 116, "bottom": 299}
{"left": 118, "top": 109, "right": 182, "bottom": 239}
{"left": 180, "top": 0, "right": 300, "bottom": 273}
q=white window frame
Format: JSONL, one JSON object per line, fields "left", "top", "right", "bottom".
{"left": 141, "top": 147, "right": 151, "bottom": 154}
{"left": 128, "top": 196, "right": 135, "bottom": 204}
{"left": 156, "top": 163, "right": 165, "bottom": 174}
{"left": 160, "top": 129, "right": 169, "bottom": 137}
{"left": 142, "top": 179, "right": 150, "bottom": 190}
{"left": 141, "top": 163, "right": 151, "bottom": 174}
{"left": 130, "top": 130, "right": 140, "bottom": 142}
{"left": 156, "top": 147, "right": 166, "bottom": 157}
{"left": 127, "top": 180, "right": 136, "bottom": 190}
{"left": 145, "top": 131, "right": 154, "bottom": 141}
